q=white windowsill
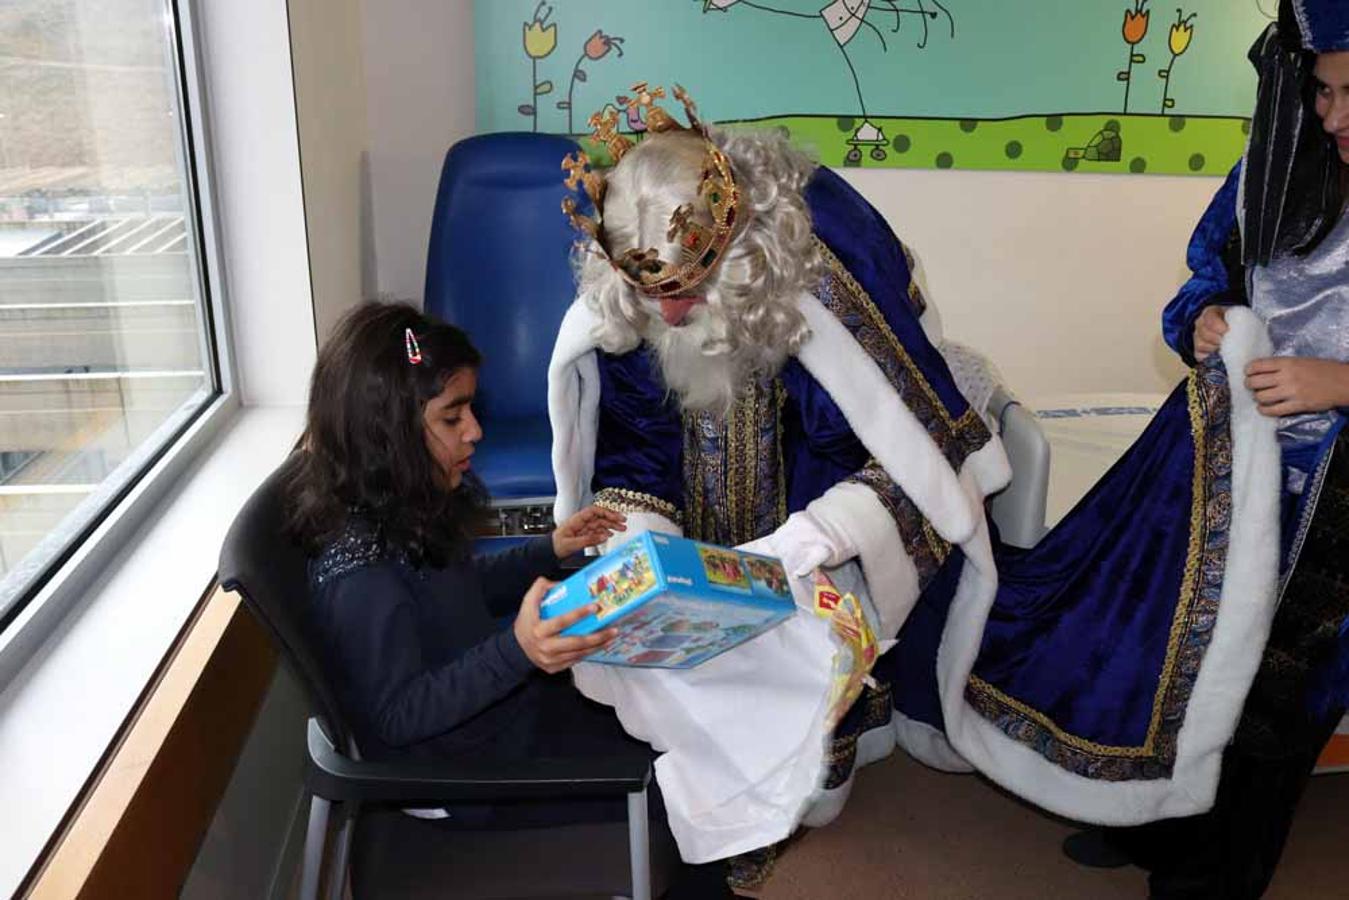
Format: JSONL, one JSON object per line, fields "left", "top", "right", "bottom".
{"left": 0, "top": 403, "right": 304, "bottom": 897}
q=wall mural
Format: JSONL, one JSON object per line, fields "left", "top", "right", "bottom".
{"left": 476, "top": 0, "right": 1278, "bottom": 175}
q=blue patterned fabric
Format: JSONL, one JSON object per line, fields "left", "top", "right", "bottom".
{"left": 1161, "top": 163, "right": 1245, "bottom": 365}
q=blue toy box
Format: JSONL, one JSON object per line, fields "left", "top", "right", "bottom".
{"left": 540, "top": 531, "right": 796, "bottom": 669}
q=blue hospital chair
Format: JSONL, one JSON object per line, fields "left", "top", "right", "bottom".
{"left": 424, "top": 132, "right": 1049, "bottom": 549}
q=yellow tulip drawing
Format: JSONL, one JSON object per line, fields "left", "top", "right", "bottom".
{"left": 1159, "top": 10, "right": 1198, "bottom": 113}
{"left": 520, "top": 2, "right": 557, "bottom": 132}
{"left": 1169, "top": 15, "right": 1194, "bottom": 56}
{"left": 523, "top": 2, "right": 557, "bottom": 58}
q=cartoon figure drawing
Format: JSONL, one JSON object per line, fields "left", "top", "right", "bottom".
{"left": 519, "top": 1, "right": 627, "bottom": 134}
{"left": 745, "top": 556, "right": 790, "bottom": 596}
{"left": 560, "top": 29, "right": 625, "bottom": 134}
{"left": 698, "top": 546, "right": 751, "bottom": 590}
{"left": 588, "top": 545, "right": 657, "bottom": 615}
{"left": 1065, "top": 118, "right": 1124, "bottom": 166}
{"left": 698, "top": 0, "right": 956, "bottom": 165}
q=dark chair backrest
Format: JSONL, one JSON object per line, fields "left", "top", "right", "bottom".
{"left": 423, "top": 132, "right": 584, "bottom": 423}
{"left": 218, "top": 455, "right": 355, "bottom": 756}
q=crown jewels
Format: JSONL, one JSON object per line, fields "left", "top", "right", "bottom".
{"left": 561, "top": 82, "right": 741, "bottom": 299}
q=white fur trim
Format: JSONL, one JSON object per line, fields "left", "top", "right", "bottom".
{"left": 800, "top": 778, "right": 852, "bottom": 828}
{"left": 892, "top": 711, "right": 973, "bottom": 773}
{"left": 795, "top": 291, "right": 1009, "bottom": 544}
{"left": 939, "top": 307, "right": 1280, "bottom": 824}
{"left": 549, "top": 300, "right": 603, "bottom": 522}
{"left": 804, "top": 481, "right": 919, "bottom": 639}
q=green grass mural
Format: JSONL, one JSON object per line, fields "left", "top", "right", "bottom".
{"left": 476, "top": 1, "right": 1274, "bottom": 177}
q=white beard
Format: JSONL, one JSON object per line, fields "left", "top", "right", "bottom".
{"left": 644, "top": 305, "right": 787, "bottom": 416}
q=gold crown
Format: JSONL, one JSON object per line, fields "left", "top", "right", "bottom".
{"left": 561, "top": 82, "right": 741, "bottom": 299}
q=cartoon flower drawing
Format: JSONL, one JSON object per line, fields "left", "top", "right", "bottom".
{"left": 698, "top": 0, "right": 956, "bottom": 167}
{"left": 1159, "top": 10, "right": 1198, "bottom": 112}
{"left": 520, "top": 1, "right": 557, "bottom": 132}
{"left": 1117, "top": 0, "right": 1150, "bottom": 113}
{"left": 584, "top": 29, "right": 622, "bottom": 60}
{"left": 559, "top": 29, "right": 626, "bottom": 134}
{"left": 523, "top": 2, "right": 557, "bottom": 58}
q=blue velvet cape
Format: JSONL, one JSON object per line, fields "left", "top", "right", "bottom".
{"left": 888, "top": 170, "right": 1348, "bottom": 787}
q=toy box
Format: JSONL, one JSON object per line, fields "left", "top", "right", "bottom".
{"left": 540, "top": 531, "right": 796, "bottom": 669}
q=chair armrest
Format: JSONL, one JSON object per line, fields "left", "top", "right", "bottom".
{"left": 987, "top": 384, "right": 1050, "bottom": 549}
{"left": 305, "top": 718, "right": 652, "bottom": 804}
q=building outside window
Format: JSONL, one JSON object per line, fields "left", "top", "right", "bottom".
{"left": 0, "top": 0, "right": 220, "bottom": 627}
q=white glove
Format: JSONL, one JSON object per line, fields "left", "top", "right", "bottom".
{"left": 769, "top": 509, "right": 856, "bottom": 577}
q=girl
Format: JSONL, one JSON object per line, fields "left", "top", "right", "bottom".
{"left": 283, "top": 301, "right": 734, "bottom": 896}
{"left": 285, "top": 301, "right": 624, "bottom": 765}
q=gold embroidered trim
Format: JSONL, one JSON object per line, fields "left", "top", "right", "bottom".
{"left": 1146, "top": 371, "right": 1210, "bottom": 747}
{"left": 814, "top": 237, "right": 985, "bottom": 439}
{"left": 593, "top": 487, "right": 682, "bottom": 526}
{"left": 966, "top": 369, "right": 1214, "bottom": 759}
{"left": 683, "top": 378, "right": 787, "bottom": 546}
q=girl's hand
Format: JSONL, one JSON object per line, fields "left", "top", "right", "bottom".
{"left": 552, "top": 506, "right": 626, "bottom": 558}
{"left": 1193, "top": 306, "right": 1229, "bottom": 362}
{"left": 513, "top": 578, "right": 618, "bottom": 673}
{"left": 1245, "top": 357, "right": 1349, "bottom": 417}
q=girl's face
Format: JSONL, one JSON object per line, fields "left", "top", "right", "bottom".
{"left": 423, "top": 367, "right": 482, "bottom": 489}
{"left": 1313, "top": 51, "right": 1349, "bottom": 166}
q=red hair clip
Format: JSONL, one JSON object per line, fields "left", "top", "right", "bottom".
{"left": 404, "top": 328, "right": 423, "bottom": 365}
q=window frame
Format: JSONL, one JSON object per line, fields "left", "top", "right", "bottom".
{"left": 0, "top": 0, "right": 240, "bottom": 679}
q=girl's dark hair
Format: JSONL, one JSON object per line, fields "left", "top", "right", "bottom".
{"left": 284, "top": 301, "right": 486, "bottom": 566}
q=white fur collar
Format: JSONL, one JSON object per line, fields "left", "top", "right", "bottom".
{"left": 549, "top": 291, "right": 1010, "bottom": 544}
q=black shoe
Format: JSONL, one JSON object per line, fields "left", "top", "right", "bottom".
{"left": 662, "top": 860, "right": 736, "bottom": 899}
{"left": 1062, "top": 828, "right": 1134, "bottom": 869}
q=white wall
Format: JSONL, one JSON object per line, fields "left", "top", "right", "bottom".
{"left": 838, "top": 168, "right": 1213, "bottom": 400}
{"left": 360, "top": 0, "right": 475, "bottom": 308}
{"left": 201, "top": 0, "right": 316, "bottom": 406}
{"left": 289, "top": 0, "right": 372, "bottom": 342}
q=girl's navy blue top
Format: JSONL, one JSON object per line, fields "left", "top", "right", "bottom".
{"left": 306, "top": 520, "right": 558, "bottom": 761}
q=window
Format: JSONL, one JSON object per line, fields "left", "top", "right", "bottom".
{"left": 0, "top": 0, "right": 220, "bottom": 627}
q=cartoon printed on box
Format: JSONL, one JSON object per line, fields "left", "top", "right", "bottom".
{"left": 697, "top": 545, "right": 751, "bottom": 592}
{"left": 744, "top": 556, "right": 791, "bottom": 597}
{"left": 587, "top": 538, "right": 658, "bottom": 617}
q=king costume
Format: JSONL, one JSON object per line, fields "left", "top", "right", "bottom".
{"left": 548, "top": 87, "right": 1009, "bottom": 864}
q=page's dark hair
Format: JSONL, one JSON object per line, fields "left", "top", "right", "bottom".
{"left": 284, "top": 301, "right": 486, "bottom": 566}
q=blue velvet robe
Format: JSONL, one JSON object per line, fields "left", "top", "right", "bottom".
{"left": 1163, "top": 164, "right": 1349, "bottom": 719}
{"left": 888, "top": 167, "right": 1349, "bottom": 793}
{"left": 589, "top": 167, "right": 990, "bottom": 592}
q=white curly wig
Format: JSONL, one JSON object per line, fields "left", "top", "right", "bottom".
{"left": 575, "top": 127, "right": 823, "bottom": 413}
